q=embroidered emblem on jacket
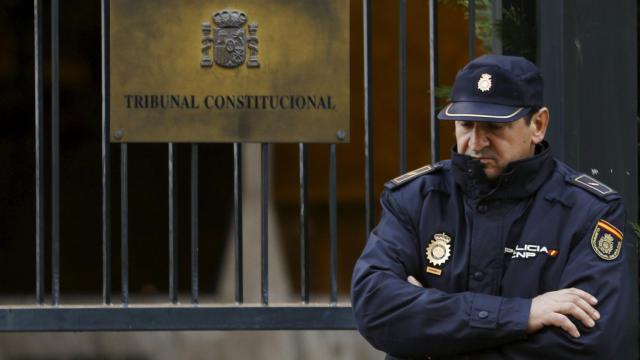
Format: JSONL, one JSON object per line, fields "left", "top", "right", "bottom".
{"left": 591, "top": 219, "right": 623, "bottom": 261}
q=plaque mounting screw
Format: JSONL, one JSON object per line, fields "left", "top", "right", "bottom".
{"left": 336, "top": 129, "right": 347, "bottom": 141}
{"left": 114, "top": 129, "right": 123, "bottom": 140}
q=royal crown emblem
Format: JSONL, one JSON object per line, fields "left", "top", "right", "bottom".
{"left": 477, "top": 73, "right": 492, "bottom": 92}
{"left": 200, "top": 9, "right": 260, "bottom": 69}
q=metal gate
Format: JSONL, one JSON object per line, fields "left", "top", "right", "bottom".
{"left": 0, "top": 0, "right": 466, "bottom": 331}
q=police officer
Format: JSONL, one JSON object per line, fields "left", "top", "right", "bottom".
{"left": 351, "top": 55, "right": 630, "bottom": 359}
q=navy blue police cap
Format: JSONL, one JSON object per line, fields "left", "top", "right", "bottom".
{"left": 437, "top": 54, "right": 543, "bottom": 122}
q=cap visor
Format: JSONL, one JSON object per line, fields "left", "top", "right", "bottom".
{"left": 437, "top": 102, "right": 531, "bottom": 122}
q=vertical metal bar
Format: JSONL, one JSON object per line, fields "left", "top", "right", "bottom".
{"left": 299, "top": 143, "right": 309, "bottom": 304}
{"left": 399, "top": 0, "right": 408, "bottom": 174}
{"left": 429, "top": 0, "right": 440, "bottom": 163}
{"left": 120, "top": 144, "right": 128, "bottom": 305}
{"left": 260, "top": 143, "right": 269, "bottom": 305}
{"left": 363, "top": 0, "right": 375, "bottom": 235}
{"left": 190, "top": 144, "right": 199, "bottom": 305}
{"left": 491, "top": 0, "right": 503, "bottom": 54}
{"left": 234, "top": 143, "right": 243, "bottom": 304}
{"left": 101, "top": 0, "right": 112, "bottom": 306}
{"left": 329, "top": 145, "right": 338, "bottom": 304}
{"left": 468, "top": 0, "right": 476, "bottom": 60}
{"left": 168, "top": 143, "right": 178, "bottom": 304}
{"left": 51, "top": 0, "right": 60, "bottom": 307}
{"left": 34, "top": 0, "right": 45, "bottom": 306}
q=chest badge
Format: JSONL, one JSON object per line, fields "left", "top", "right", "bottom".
{"left": 426, "top": 233, "right": 452, "bottom": 274}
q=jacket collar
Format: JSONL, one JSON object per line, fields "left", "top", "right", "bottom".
{"left": 451, "top": 141, "right": 554, "bottom": 200}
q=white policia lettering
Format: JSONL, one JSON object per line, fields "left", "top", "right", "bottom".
{"left": 504, "top": 244, "right": 559, "bottom": 259}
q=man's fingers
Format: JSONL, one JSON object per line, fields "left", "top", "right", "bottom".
{"left": 528, "top": 288, "right": 599, "bottom": 337}
{"left": 553, "top": 290, "right": 599, "bottom": 323}
{"left": 407, "top": 276, "right": 423, "bottom": 288}
{"left": 564, "top": 287, "right": 598, "bottom": 306}
{"left": 572, "top": 296, "right": 600, "bottom": 321}
{"left": 549, "top": 313, "right": 581, "bottom": 338}
{"left": 558, "top": 302, "right": 595, "bottom": 328}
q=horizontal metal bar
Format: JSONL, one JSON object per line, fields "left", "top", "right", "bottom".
{"left": 0, "top": 306, "right": 356, "bottom": 331}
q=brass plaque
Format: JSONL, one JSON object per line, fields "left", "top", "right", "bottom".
{"left": 109, "top": 0, "right": 349, "bottom": 143}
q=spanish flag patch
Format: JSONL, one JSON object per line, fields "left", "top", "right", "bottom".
{"left": 591, "top": 219, "right": 623, "bottom": 261}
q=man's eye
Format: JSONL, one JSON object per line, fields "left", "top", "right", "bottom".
{"left": 488, "top": 123, "right": 507, "bottom": 130}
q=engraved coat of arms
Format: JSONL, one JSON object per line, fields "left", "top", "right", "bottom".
{"left": 201, "top": 9, "right": 260, "bottom": 69}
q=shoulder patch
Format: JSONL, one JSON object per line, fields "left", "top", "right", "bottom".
{"left": 569, "top": 174, "right": 617, "bottom": 198}
{"left": 591, "top": 219, "right": 623, "bottom": 260}
{"left": 385, "top": 164, "right": 442, "bottom": 190}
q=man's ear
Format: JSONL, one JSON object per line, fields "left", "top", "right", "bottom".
{"left": 531, "top": 107, "right": 549, "bottom": 144}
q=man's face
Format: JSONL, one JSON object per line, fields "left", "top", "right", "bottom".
{"left": 455, "top": 117, "right": 539, "bottom": 180}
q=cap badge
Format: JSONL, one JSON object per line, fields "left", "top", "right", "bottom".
{"left": 426, "top": 233, "right": 452, "bottom": 267}
{"left": 477, "top": 73, "right": 492, "bottom": 92}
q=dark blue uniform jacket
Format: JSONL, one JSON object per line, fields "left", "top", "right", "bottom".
{"left": 351, "top": 142, "right": 630, "bottom": 359}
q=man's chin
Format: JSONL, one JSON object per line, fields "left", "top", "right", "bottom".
{"left": 483, "top": 168, "right": 500, "bottom": 181}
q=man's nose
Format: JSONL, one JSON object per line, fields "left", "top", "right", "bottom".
{"left": 469, "top": 124, "right": 489, "bottom": 150}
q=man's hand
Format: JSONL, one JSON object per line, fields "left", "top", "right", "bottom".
{"left": 407, "top": 275, "right": 423, "bottom": 287}
{"left": 528, "top": 288, "right": 600, "bottom": 338}
{"left": 407, "top": 277, "right": 599, "bottom": 339}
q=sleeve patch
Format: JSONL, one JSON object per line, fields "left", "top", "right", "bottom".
{"left": 385, "top": 164, "right": 441, "bottom": 190}
{"left": 573, "top": 175, "right": 615, "bottom": 196}
{"left": 591, "top": 219, "right": 623, "bottom": 261}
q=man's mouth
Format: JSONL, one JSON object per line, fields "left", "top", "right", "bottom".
{"left": 469, "top": 156, "right": 494, "bottom": 162}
